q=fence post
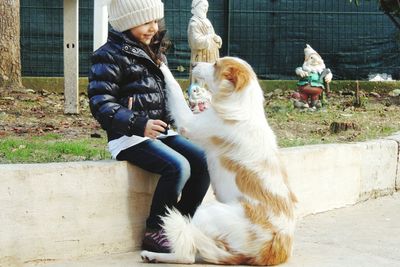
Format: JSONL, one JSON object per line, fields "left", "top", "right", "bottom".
{"left": 63, "top": 0, "right": 79, "bottom": 114}
{"left": 93, "top": 0, "right": 109, "bottom": 51}
{"left": 222, "top": 0, "right": 231, "bottom": 57}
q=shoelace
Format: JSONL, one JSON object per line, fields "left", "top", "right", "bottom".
{"left": 145, "top": 230, "right": 170, "bottom": 248}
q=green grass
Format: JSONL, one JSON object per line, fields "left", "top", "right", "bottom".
{"left": 266, "top": 96, "right": 400, "bottom": 148}
{"left": 2, "top": 83, "right": 400, "bottom": 163}
{"left": 0, "top": 134, "right": 110, "bottom": 164}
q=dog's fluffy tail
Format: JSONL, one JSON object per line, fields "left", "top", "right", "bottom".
{"left": 162, "top": 208, "right": 234, "bottom": 264}
{"left": 262, "top": 231, "right": 294, "bottom": 266}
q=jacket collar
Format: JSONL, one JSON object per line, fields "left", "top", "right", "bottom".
{"left": 108, "top": 29, "right": 156, "bottom": 65}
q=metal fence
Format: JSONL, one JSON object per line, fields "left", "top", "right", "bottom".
{"left": 21, "top": 0, "right": 400, "bottom": 80}
{"left": 20, "top": 0, "right": 93, "bottom": 77}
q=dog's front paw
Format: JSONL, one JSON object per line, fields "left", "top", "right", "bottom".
{"left": 140, "top": 251, "right": 158, "bottom": 263}
{"left": 179, "top": 127, "right": 190, "bottom": 138}
{"left": 160, "top": 64, "right": 182, "bottom": 92}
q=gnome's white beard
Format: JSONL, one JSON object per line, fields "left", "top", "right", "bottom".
{"left": 302, "top": 61, "right": 326, "bottom": 74}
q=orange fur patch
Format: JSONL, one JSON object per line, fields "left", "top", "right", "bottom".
{"left": 258, "top": 232, "right": 293, "bottom": 266}
{"left": 215, "top": 226, "right": 292, "bottom": 266}
{"left": 210, "top": 136, "right": 235, "bottom": 152}
{"left": 214, "top": 57, "right": 255, "bottom": 92}
{"left": 210, "top": 57, "right": 258, "bottom": 124}
{"left": 241, "top": 200, "right": 274, "bottom": 230}
{"left": 220, "top": 156, "right": 295, "bottom": 265}
{"left": 220, "top": 156, "right": 295, "bottom": 219}
{"left": 210, "top": 136, "right": 296, "bottom": 218}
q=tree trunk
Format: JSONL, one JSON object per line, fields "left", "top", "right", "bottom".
{"left": 0, "top": 0, "right": 22, "bottom": 90}
{"left": 380, "top": 0, "right": 400, "bottom": 15}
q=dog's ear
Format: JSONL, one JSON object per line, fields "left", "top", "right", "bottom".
{"left": 221, "top": 61, "right": 252, "bottom": 92}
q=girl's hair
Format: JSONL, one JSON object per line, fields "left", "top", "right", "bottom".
{"left": 127, "top": 19, "right": 171, "bottom": 66}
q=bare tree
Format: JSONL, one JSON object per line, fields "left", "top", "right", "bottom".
{"left": 0, "top": 0, "right": 22, "bottom": 90}
{"left": 349, "top": 0, "right": 400, "bottom": 29}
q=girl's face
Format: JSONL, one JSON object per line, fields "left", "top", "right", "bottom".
{"left": 130, "top": 20, "right": 159, "bottom": 45}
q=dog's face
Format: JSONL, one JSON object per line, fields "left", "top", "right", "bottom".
{"left": 192, "top": 57, "right": 261, "bottom": 121}
{"left": 192, "top": 57, "right": 256, "bottom": 95}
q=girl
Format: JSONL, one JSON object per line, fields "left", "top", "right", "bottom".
{"left": 87, "top": 0, "right": 210, "bottom": 253}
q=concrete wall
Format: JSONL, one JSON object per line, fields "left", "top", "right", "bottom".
{"left": 0, "top": 161, "right": 159, "bottom": 266}
{"left": 386, "top": 134, "right": 400, "bottom": 191}
{"left": 1, "top": 135, "right": 399, "bottom": 265}
{"left": 283, "top": 138, "right": 399, "bottom": 217}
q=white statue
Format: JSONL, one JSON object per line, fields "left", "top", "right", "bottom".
{"left": 188, "top": 0, "right": 222, "bottom": 81}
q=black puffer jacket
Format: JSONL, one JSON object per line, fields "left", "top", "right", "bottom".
{"left": 88, "top": 29, "right": 169, "bottom": 142}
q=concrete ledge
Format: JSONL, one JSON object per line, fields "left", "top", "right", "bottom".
{"left": 386, "top": 134, "right": 400, "bottom": 190}
{"left": 283, "top": 138, "right": 398, "bottom": 217}
{"left": 0, "top": 161, "right": 159, "bottom": 266}
{"left": 1, "top": 135, "right": 399, "bottom": 265}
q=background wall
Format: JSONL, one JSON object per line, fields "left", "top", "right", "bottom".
{"left": 20, "top": 0, "right": 400, "bottom": 80}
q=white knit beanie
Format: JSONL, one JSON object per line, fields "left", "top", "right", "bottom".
{"left": 108, "top": 0, "right": 164, "bottom": 32}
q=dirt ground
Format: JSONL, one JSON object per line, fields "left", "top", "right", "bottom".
{"left": 0, "top": 88, "right": 102, "bottom": 140}
{"left": 265, "top": 88, "right": 400, "bottom": 146}
{"left": 1, "top": 87, "right": 400, "bottom": 147}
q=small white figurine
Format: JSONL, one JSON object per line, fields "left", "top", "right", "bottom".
{"left": 187, "top": 83, "right": 211, "bottom": 113}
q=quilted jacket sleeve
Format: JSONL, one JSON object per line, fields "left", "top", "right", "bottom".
{"left": 87, "top": 49, "right": 148, "bottom": 137}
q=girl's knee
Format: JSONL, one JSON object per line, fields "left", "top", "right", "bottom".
{"left": 177, "top": 158, "right": 191, "bottom": 181}
{"left": 167, "top": 157, "right": 191, "bottom": 189}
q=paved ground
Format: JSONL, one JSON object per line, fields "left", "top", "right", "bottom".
{"left": 28, "top": 193, "right": 400, "bottom": 267}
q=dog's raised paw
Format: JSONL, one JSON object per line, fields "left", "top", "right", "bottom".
{"left": 178, "top": 127, "right": 189, "bottom": 137}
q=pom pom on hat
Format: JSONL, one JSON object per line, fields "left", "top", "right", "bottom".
{"left": 108, "top": 0, "right": 164, "bottom": 32}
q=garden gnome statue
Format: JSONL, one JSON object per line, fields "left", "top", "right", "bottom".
{"left": 187, "top": 83, "right": 211, "bottom": 113}
{"left": 292, "top": 44, "right": 333, "bottom": 109}
{"left": 188, "top": 0, "right": 222, "bottom": 82}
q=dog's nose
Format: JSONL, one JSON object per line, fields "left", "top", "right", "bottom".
{"left": 191, "top": 62, "right": 198, "bottom": 68}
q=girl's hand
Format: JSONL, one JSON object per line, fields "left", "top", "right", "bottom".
{"left": 144, "top": 119, "right": 168, "bottom": 139}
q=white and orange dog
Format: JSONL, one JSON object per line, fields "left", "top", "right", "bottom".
{"left": 141, "top": 57, "right": 297, "bottom": 265}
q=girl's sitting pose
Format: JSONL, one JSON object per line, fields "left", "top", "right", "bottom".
{"left": 87, "top": 0, "right": 210, "bottom": 253}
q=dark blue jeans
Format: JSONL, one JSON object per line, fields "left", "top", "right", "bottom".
{"left": 116, "top": 135, "right": 210, "bottom": 230}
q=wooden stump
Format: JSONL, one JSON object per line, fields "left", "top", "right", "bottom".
{"left": 330, "top": 122, "right": 359, "bottom": 134}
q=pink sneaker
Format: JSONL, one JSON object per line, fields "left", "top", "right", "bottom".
{"left": 141, "top": 229, "right": 171, "bottom": 253}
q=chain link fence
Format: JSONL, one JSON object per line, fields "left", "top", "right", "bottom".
{"left": 21, "top": 0, "right": 400, "bottom": 80}
{"left": 20, "top": 0, "right": 93, "bottom": 77}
